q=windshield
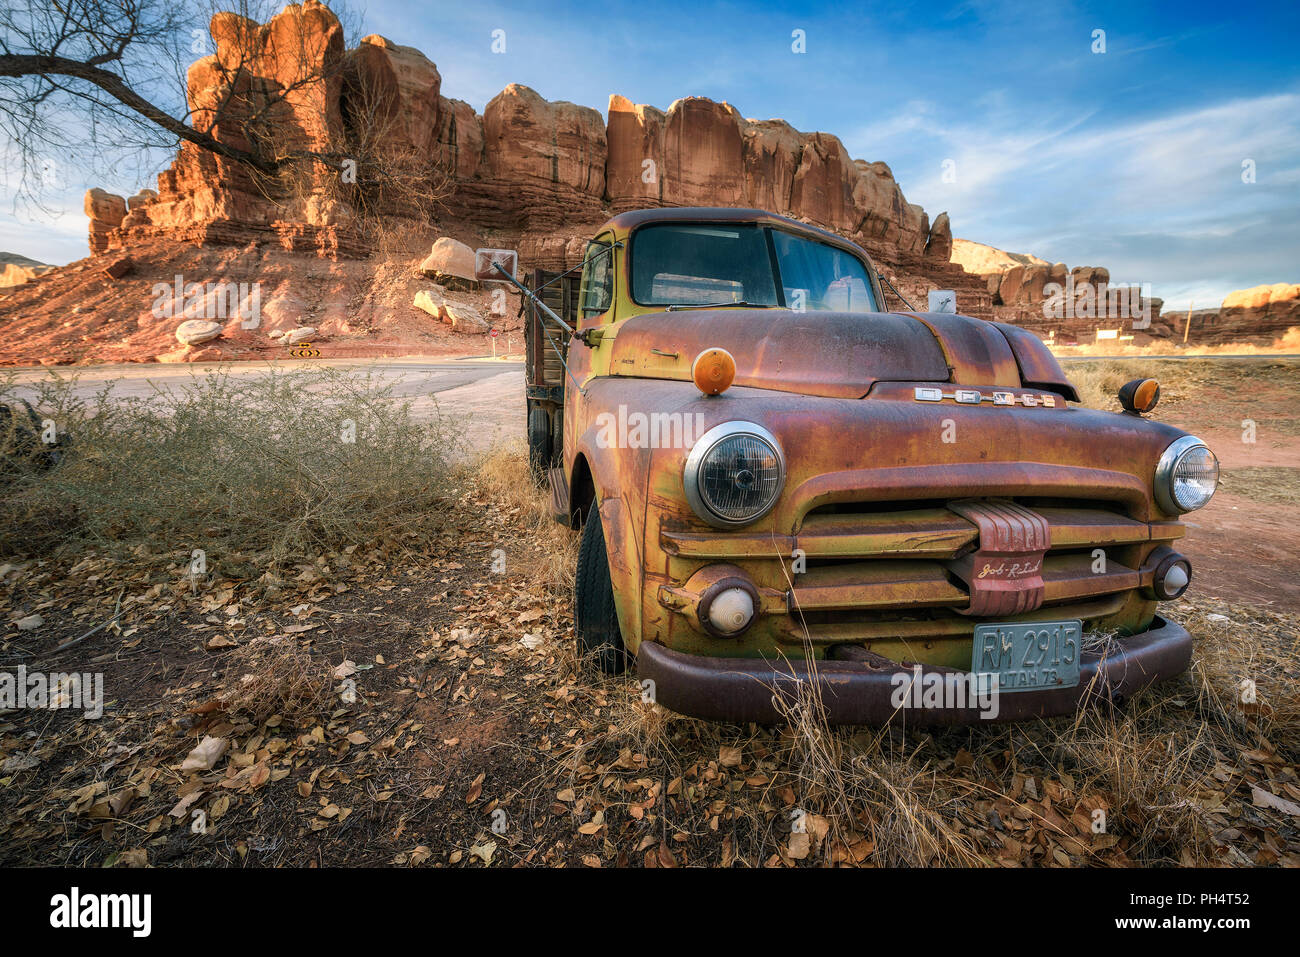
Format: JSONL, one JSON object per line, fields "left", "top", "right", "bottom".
{"left": 629, "top": 223, "right": 877, "bottom": 312}
{"left": 630, "top": 224, "right": 778, "bottom": 306}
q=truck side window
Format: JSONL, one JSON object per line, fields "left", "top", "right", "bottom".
{"left": 579, "top": 239, "right": 613, "bottom": 317}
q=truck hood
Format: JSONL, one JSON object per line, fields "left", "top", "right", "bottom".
{"left": 607, "top": 308, "right": 1079, "bottom": 401}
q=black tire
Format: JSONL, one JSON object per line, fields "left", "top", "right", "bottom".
{"left": 574, "top": 506, "right": 629, "bottom": 675}
{"left": 527, "top": 404, "right": 551, "bottom": 486}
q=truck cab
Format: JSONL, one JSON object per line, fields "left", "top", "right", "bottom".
{"left": 514, "top": 207, "right": 1217, "bottom": 725}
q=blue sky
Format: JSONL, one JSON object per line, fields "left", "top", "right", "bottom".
{"left": 4, "top": 0, "right": 1297, "bottom": 309}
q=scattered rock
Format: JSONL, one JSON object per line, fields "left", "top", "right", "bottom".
{"left": 284, "top": 326, "right": 317, "bottom": 345}
{"left": 413, "top": 287, "right": 446, "bottom": 319}
{"left": 102, "top": 257, "right": 133, "bottom": 280}
{"left": 442, "top": 298, "right": 490, "bottom": 334}
{"left": 175, "top": 319, "right": 223, "bottom": 346}
{"left": 15, "top": 614, "right": 44, "bottom": 631}
{"left": 419, "top": 238, "right": 477, "bottom": 283}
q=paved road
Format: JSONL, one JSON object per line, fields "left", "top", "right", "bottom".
{"left": 1060, "top": 353, "right": 1300, "bottom": 361}
{"left": 4, "top": 359, "right": 527, "bottom": 454}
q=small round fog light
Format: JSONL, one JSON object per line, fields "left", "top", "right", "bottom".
{"left": 1153, "top": 555, "right": 1192, "bottom": 600}
{"left": 705, "top": 587, "right": 755, "bottom": 636}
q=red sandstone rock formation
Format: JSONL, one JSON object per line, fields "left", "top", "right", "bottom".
{"left": 435, "top": 98, "right": 483, "bottom": 181}
{"left": 344, "top": 35, "right": 442, "bottom": 157}
{"left": 739, "top": 119, "right": 802, "bottom": 217}
{"left": 476, "top": 84, "right": 606, "bottom": 229}
{"left": 953, "top": 238, "right": 1165, "bottom": 340}
{"left": 100, "top": 0, "right": 360, "bottom": 257}
{"left": 84, "top": 188, "right": 126, "bottom": 254}
{"left": 88, "top": 2, "right": 958, "bottom": 286}
{"left": 1181, "top": 283, "right": 1300, "bottom": 344}
{"left": 606, "top": 94, "right": 666, "bottom": 211}
{"left": 660, "top": 97, "right": 746, "bottom": 207}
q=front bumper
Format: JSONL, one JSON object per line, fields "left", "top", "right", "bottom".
{"left": 637, "top": 615, "right": 1192, "bottom": 725}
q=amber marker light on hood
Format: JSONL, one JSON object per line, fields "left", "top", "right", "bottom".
{"left": 1119, "top": 377, "right": 1161, "bottom": 414}
{"left": 692, "top": 347, "right": 736, "bottom": 396}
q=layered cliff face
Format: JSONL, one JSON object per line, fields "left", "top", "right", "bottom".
{"left": 1180, "top": 283, "right": 1300, "bottom": 345}
{"left": 88, "top": 2, "right": 969, "bottom": 296}
{"left": 952, "top": 238, "right": 1169, "bottom": 341}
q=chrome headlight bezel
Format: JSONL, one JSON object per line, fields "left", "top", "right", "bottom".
{"left": 683, "top": 421, "right": 786, "bottom": 528}
{"left": 1154, "top": 435, "right": 1219, "bottom": 514}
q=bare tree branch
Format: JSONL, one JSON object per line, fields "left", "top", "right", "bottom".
{"left": 0, "top": 51, "right": 276, "bottom": 172}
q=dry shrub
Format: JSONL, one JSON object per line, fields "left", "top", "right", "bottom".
{"left": 766, "top": 660, "right": 983, "bottom": 866}
{"left": 218, "top": 637, "right": 335, "bottom": 726}
{"left": 1046, "top": 703, "right": 1216, "bottom": 864}
{"left": 0, "top": 366, "right": 462, "bottom": 567}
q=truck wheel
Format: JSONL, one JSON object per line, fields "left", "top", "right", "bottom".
{"left": 527, "top": 405, "right": 551, "bottom": 486}
{"left": 574, "top": 507, "right": 629, "bottom": 675}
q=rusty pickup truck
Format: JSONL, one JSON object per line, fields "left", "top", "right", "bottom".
{"left": 493, "top": 207, "right": 1218, "bottom": 725}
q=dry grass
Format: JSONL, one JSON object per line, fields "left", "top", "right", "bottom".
{"left": 470, "top": 440, "right": 578, "bottom": 597}
{"left": 1049, "top": 325, "right": 1300, "bottom": 359}
{"left": 1064, "top": 356, "right": 1300, "bottom": 431}
{"left": 1219, "top": 466, "right": 1300, "bottom": 507}
{"left": 475, "top": 447, "right": 1299, "bottom": 866}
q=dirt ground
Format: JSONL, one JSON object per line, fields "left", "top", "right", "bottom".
{"left": 1, "top": 359, "right": 1297, "bottom": 868}
{"left": 1067, "top": 357, "right": 1300, "bottom": 612}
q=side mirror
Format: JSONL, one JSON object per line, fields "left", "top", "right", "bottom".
{"left": 474, "top": 248, "right": 519, "bottom": 283}
{"left": 927, "top": 289, "right": 957, "bottom": 314}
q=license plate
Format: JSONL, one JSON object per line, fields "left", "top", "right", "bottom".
{"left": 971, "top": 620, "right": 1082, "bottom": 693}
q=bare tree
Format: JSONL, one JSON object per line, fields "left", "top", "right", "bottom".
{"left": 334, "top": 52, "right": 453, "bottom": 251}
{"left": 0, "top": 0, "right": 364, "bottom": 211}
{"left": 1, "top": 0, "right": 455, "bottom": 245}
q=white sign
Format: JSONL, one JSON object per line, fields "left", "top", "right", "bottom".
{"left": 928, "top": 290, "right": 956, "bottom": 314}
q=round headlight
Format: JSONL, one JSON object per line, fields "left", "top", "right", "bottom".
{"left": 1154, "top": 435, "right": 1219, "bottom": 514}
{"left": 684, "top": 422, "right": 785, "bottom": 527}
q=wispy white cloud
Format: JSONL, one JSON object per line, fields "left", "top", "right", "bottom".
{"left": 865, "top": 91, "right": 1300, "bottom": 308}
